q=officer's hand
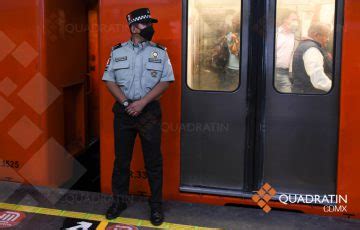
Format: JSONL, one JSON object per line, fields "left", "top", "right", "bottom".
{"left": 126, "top": 100, "right": 146, "bottom": 116}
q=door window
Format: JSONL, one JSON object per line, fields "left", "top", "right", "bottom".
{"left": 274, "top": 0, "right": 336, "bottom": 94}
{"left": 187, "top": 0, "right": 241, "bottom": 91}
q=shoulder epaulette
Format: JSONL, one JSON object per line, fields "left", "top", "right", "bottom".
{"left": 112, "top": 42, "right": 123, "bottom": 51}
{"left": 156, "top": 44, "right": 166, "bottom": 50}
{"left": 149, "top": 41, "right": 166, "bottom": 51}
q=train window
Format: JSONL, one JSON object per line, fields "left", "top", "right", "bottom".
{"left": 274, "top": 0, "right": 335, "bottom": 94}
{"left": 187, "top": 0, "right": 241, "bottom": 91}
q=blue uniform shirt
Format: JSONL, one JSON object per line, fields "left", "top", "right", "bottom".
{"left": 102, "top": 40, "right": 175, "bottom": 100}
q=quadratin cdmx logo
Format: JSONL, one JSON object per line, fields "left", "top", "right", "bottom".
{"left": 252, "top": 183, "right": 277, "bottom": 213}
{"left": 252, "top": 183, "right": 349, "bottom": 214}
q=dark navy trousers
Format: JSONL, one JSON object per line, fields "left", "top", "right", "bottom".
{"left": 111, "top": 100, "right": 163, "bottom": 208}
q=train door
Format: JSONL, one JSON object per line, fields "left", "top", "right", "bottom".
{"left": 180, "top": 0, "right": 342, "bottom": 196}
{"left": 181, "top": 0, "right": 249, "bottom": 194}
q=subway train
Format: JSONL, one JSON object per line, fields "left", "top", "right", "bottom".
{"left": 0, "top": 0, "right": 359, "bottom": 219}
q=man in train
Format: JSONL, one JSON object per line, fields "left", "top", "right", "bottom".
{"left": 101, "top": 8, "right": 175, "bottom": 226}
{"left": 275, "top": 9, "right": 299, "bottom": 93}
{"left": 292, "top": 23, "right": 332, "bottom": 94}
{"left": 212, "top": 12, "right": 240, "bottom": 90}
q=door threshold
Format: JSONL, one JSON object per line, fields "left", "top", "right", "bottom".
{"left": 180, "top": 185, "right": 254, "bottom": 199}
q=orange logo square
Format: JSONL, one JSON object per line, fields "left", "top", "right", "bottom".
{"left": 252, "top": 183, "right": 277, "bottom": 213}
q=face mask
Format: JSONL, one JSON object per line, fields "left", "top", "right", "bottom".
{"left": 233, "top": 23, "right": 240, "bottom": 32}
{"left": 138, "top": 25, "right": 155, "bottom": 41}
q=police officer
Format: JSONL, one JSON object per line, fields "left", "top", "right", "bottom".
{"left": 102, "top": 8, "right": 174, "bottom": 226}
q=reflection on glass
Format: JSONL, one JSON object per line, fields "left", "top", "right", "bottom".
{"left": 275, "top": 0, "right": 335, "bottom": 94}
{"left": 187, "top": 0, "right": 241, "bottom": 91}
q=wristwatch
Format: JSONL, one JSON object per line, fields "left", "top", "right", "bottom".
{"left": 122, "top": 99, "right": 130, "bottom": 107}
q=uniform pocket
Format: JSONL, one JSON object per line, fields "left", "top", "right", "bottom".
{"left": 113, "top": 60, "right": 130, "bottom": 69}
{"left": 113, "top": 60, "right": 131, "bottom": 85}
{"left": 146, "top": 62, "right": 162, "bottom": 71}
{"left": 144, "top": 62, "right": 162, "bottom": 89}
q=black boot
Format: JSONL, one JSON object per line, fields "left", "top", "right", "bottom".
{"left": 105, "top": 201, "right": 127, "bottom": 220}
{"left": 150, "top": 206, "right": 164, "bottom": 226}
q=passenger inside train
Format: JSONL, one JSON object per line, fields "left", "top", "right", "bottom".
{"left": 187, "top": 0, "right": 241, "bottom": 91}
{"left": 211, "top": 12, "right": 241, "bottom": 90}
{"left": 275, "top": 0, "right": 335, "bottom": 94}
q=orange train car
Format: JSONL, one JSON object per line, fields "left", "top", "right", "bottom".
{"left": 99, "top": 0, "right": 360, "bottom": 218}
{"left": 0, "top": 0, "right": 359, "bottom": 220}
{"left": 0, "top": 0, "right": 89, "bottom": 187}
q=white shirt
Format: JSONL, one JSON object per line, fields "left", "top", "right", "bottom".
{"left": 303, "top": 47, "right": 332, "bottom": 92}
{"left": 276, "top": 26, "right": 295, "bottom": 69}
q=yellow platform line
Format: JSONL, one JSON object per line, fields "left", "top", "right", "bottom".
{"left": 0, "top": 202, "right": 218, "bottom": 229}
{"left": 96, "top": 221, "right": 108, "bottom": 230}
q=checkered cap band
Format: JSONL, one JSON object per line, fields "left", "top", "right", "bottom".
{"left": 128, "top": 14, "right": 151, "bottom": 25}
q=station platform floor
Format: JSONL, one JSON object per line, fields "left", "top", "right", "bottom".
{"left": 0, "top": 181, "right": 359, "bottom": 229}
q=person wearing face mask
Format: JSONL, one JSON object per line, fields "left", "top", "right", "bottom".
{"left": 102, "top": 8, "right": 174, "bottom": 226}
{"left": 292, "top": 23, "right": 333, "bottom": 94}
{"left": 212, "top": 12, "right": 240, "bottom": 90}
{"left": 275, "top": 9, "right": 299, "bottom": 93}
{"left": 224, "top": 13, "right": 241, "bottom": 90}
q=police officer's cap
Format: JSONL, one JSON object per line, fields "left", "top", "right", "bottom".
{"left": 126, "top": 8, "right": 158, "bottom": 26}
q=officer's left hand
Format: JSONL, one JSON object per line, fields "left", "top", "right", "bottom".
{"left": 126, "top": 100, "right": 147, "bottom": 116}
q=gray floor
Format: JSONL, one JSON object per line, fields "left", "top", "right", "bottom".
{"left": 0, "top": 181, "right": 359, "bottom": 229}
